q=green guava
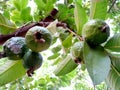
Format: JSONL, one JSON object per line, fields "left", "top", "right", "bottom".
{"left": 25, "top": 26, "right": 52, "bottom": 52}
{"left": 70, "top": 41, "right": 84, "bottom": 63}
{"left": 22, "top": 50, "right": 43, "bottom": 76}
{"left": 82, "top": 19, "right": 110, "bottom": 47}
{"left": 3, "top": 37, "right": 28, "bottom": 60}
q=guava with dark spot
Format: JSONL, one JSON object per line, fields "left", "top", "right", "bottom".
{"left": 25, "top": 26, "right": 52, "bottom": 52}
{"left": 3, "top": 37, "right": 28, "bottom": 60}
{"left": 22, "top": 50, "right": 43, "bottom": 76}
{"left": 82, "top": 19, "right": 110, "bottom": 47}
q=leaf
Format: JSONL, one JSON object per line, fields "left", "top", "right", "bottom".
{"left": 90, "top": 0, "right": 108, "bottom": 20}
{"left": 57, "top": 4, "right": 69, "bottom": 20}
{"left": 11, "top": 10, "right": 22, "bottom": 23}
{"left": 59, "top": 32, "right": 69, "bottom": 41}
{"left": 47, "top": 53, "right": 60, "bottom": 60}
{"left": 74, "top": 1, "right": 87, "bottom": 35}
{"left": 20, "top": 0, "right": 28, "bottom": 10}
{"left": 104, "top": 33, "right": 120, "bottom": 52}
{"left": 13, "top": 0, "right": 21, "bottom": 11}
{"left": 104, "top": 52, "right": 120, "bottom": 59}
{"left": 45, "top": 0, "right": 56, "bottom": 13}
{"left": 106, "top": 60, "right": 120, "bottom": 90}
{"left": 20, "top": 7, "right": 32, "bottom": 22}
{"left": 54, "top": 54, "right": 78, "bottom": 76}
{"left": 111, "top": 57, "right": 120, "bottom": 72}
{"left": 34, "top": 0, "right": 45, "bottom": 10}
{"left": 13, "top": 0, "right": 28, "bottom": 11}
{"left": 0, "top": 13, "right": 16, "bottom": 34}
{"left": 62, "top": 34, "right": 73, "bottom": 48}
{"left": 46, "top": 20, "right": 58, "bottom": 34}
{"left": 51, "top": 45, "right": 61, "bottom": 53}
{"left": 51, "top": 57, "right": 62, "bottom": 65}
{"left": 0, "top": 58, "right": 26, "bottom": 86}
{"left": 83, "top": 42, "right": 111, "bottom": 85}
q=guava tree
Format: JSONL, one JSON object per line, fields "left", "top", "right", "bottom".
{"left": 0, "top": 0, "right": 120, "bottom": 90}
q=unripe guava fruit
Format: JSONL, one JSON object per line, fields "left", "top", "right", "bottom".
{"left": 82, "top": 19, "right": 110, "bottom": 47}
{"left": 3, "top": 37, "right": 28, "bottom": 60}
{"left": 70, "top": 41, "right": 83, "bottom": 63}
{"left": 22, "top": 50, "right": 43, "bottom": 76}
{"left": 25, "top": 26, "right": 52, "bottom": 52}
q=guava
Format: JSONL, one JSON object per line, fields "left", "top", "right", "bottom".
{"left": 70, "top": 41, "right": 84, "bottom": 63}
{"left": 82, "top": 19, "right": 110, "bottom": 47}
{"left": 22, "top": 50, "right": 43, "bottom": 76}
{"left": 25, "top": 26, "right": 52, "bottom": 52}
{"left": 3, "top": 37, "right": 28, "bottom": 60}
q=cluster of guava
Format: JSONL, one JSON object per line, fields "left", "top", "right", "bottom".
{"left": 70, "top": 19, "right": 110, "bottom": 64}
{"left": 3, "top": 26, "right": 52, "bottom": 76}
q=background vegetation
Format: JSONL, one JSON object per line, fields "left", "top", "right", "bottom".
{"left": 0, "top": 0, "right": 120, "bottom": 90}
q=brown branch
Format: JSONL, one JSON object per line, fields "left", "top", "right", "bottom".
{"left": 0, "top": 21, "right": 70, "bottom": 45}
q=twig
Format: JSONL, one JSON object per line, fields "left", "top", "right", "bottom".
{"left": 67, "top": 28, "right": 84, "bottom": 41}
{"left": 107, "top": 0, "right": 117, "bottom": 13}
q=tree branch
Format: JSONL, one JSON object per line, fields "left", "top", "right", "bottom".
{"left": 107, "top": 0, "right": 117, "bottom": 13}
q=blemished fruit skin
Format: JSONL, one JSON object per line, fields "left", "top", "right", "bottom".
{"left": 25, "top": 26, "right": 52, "bottom": 52}
{"left": 70, "top": 41, "right": 83, "bottom": 63}
{"left": 82, "top": 19, "right": 110, "bottom": 47}
{"left": 3, "top": 37, "right": 28, "bottom": 60}
{"left": 22, "top": 50, "right": 43, "bottom": 70}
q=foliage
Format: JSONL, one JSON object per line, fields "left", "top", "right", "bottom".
{"left": 0, "top": 0, "right": 120, "bottom": 90}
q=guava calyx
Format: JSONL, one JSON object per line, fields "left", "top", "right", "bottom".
{"left": 82, "top": 19, "right": 110, "bottom": 47}
{"left": 34, "top": 32, "right": 46, "bottom": 43}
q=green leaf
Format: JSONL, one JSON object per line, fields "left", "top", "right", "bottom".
{"left": 13, "top": 0, "right": 28, "bottom": 11}
{"left": 68, "top": 0, "right": 74, "bottom": 4}
{"left": 62, "top": 34, "right": 73, "bottom": 48}
{"left": 90, "top": 0, "right": 107, "bottom": 20}
{"left": 20, "top": 7, "right": 32, "bottom": 22}
{"left": 74, "top": 1, "right": 87, "bottom": 35}
{"left": 0, "top": 58, "right": 26, "bottom": 86}
{"left": 59, "top": 32, "right": 69, "bottom": 41}
{"left": 111, "top": 57, "right": 120, "bottom": 72}
{"left": 54, "top": 55, "right": 78, "bottom": 76}
{"left": 51, "top": 57, "right": 62, "bottom": 65}
{"left": 45, "top": 0, "right": 56, "bottom": 13}
{"left": 20, "top": 0, "right": 28, "bottom": 10}
{"left": 57, "top": 4, "right": 69, "bottom": 20}
{"left": 106, "top": 64, "right": 120, "bottom": 90}
{"left": 104, "top": 52, "right": 120, "bottom": 59}
{"left": 34, "top": 0, "right": 45, "bottom": 10}
{"left": 104, "top": 33, "right": 120, "bottom": 52}
{"left": 11, "top": 10, "right": 22, "bottom": 24}
{"left": 51, "top": 45, "right": 61, "bottom": 53}
{"left": 13, "top": 0, "right": 21, "bottom": 11}
{"left": 47, "top": 53, "right": 60, "bottom": 60}
{"left": 83, "top": 42, "right": 111, "bottom": 85}
{"left": 0, "top": 13, "right": 16, "bottom": 34}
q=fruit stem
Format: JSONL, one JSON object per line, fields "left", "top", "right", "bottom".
{"left": 67, "top": 28, "right": 84, "bottom": 41}
{"left": 27, "top": 67, "right": 35, "bottom": 77}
